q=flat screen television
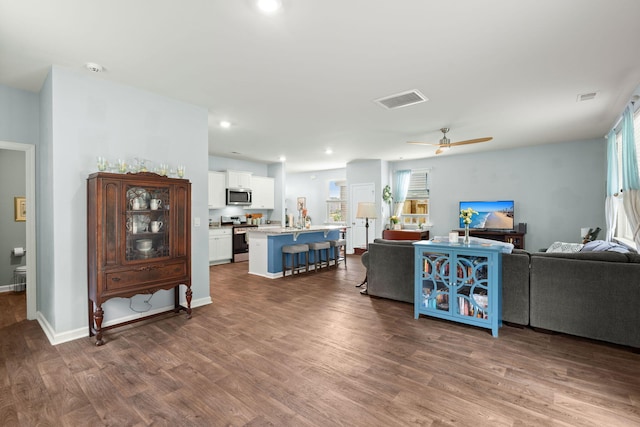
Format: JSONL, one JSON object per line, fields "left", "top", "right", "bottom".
{"left": 459, "top": 200, "right": 514, "bottom": 230}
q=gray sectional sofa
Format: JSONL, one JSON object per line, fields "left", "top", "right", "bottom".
{"left": 529, "top": 250, "right": 640, "bottom": 348}
{"left": 361, "top": 238, "right": 640, "bottom": 348}
{"left": 361, "top": 239, "right": 531, "bottom": 325}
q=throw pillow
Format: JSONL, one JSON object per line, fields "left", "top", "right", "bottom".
{"left": 581, "top": 240, "right": 631, "bottom": 253}
{"left": 546, "top": 241, "right": 584, "bottom": 253}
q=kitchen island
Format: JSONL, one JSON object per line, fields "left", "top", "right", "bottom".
{"left": 248, "top": 225, "right": 345, "bottom": 278}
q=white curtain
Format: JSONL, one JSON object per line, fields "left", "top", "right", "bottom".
{"left": 623, "top": 190, "right": 640, "bottom": 246}
{"left": 393, "top": 170, "right": 411, "bottom": 217}
{"left": 605, "top": 130, "right": 619, "bottom": 241}
{"left": 620, "top": 105, "right": 640, "bottom": 247}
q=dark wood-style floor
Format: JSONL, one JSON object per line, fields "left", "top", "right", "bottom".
{"left": 1, "top": 256, "right": 640, "bottom": 426}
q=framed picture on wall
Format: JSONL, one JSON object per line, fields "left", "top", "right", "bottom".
{"left": 14, "top": 196, "right": 26, "bottom": 222}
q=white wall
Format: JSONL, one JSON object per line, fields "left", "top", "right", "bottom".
{"left": 0, "top": 150, "right": 26, "bottom": 286}
{"left": 285, "top": 168, "right": 347, "bottom": 225}
{"left": 278, "top": 139, "right": 605, "bottom": 253}
{"left": 391, "top": 139, "right": 606, "bottom": 251}
{"left": 0, "top": 84, "right": 37, "bottom": 288}
{"left": 39, "top": 72, "right": 55, "bottom": 323}
{"left": 41, "top": 66, "right": 209, "bottom": 341}
{"left": 0, "top": 83, "right": 40, "bottom": 319}
{"left": 209, "top": 156, "right": 269, "bottom": 176}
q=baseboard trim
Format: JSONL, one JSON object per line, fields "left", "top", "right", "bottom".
{"left": 36, "top": 296, "right": 213, "bottom": 346}
{"left": 36, "top": 311, "right": 86, "bottom": 346}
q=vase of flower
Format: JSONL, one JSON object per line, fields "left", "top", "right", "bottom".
{"left": 460, "top": 207, "right": 478, "bottom": 245}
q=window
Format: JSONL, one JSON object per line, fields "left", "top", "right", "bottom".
{"left": 401, "top": 169, "right": 430, "bottom": 226}
{"left": 613, "top": 106, "right": 640, "bottom": 247}
{"left": 326, "top": 180, "right": 347, "bottom": 223}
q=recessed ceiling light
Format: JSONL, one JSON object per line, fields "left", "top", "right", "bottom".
{"left": 325, "top": 148, "right": 333, "bottom": 155}
{"left": 219, "top": 120, "right": 231, "bottom": 128}
{"left": 85, "top": 62, "right": 104, "bottom": 73}
{"left": 256, "top": 0, "right": 282, "bottom": 14}
{"left": 279, "top": 156, "right": 286, "bottom": 162}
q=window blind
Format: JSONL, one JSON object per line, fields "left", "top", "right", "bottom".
{"left": 406, "top": 170, "right": 429, "bottom": 199}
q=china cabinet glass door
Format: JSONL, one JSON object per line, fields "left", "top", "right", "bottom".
{"left": 125, "top": 185, "right": 170, "bottom": 261}
{"left": 453, "top": 254, "right": 490, "bottom": 320}
{"left": 419, "top": 250, "right": 451, "bottom": 312}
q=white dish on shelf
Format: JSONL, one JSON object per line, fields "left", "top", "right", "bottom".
{"left": 135, "top": 239, "right": 153, "bottom": 252}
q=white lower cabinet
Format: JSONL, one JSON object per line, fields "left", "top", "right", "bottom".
{"left": 209, "top": 228, "right": 232, "bottom": 264}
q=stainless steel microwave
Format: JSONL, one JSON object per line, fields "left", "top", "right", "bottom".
{"left": 226, "top": 188, "right": 252, "bottom": 206}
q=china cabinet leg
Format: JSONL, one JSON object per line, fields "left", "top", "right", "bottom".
{"left": 94, "top": 305, "right": 104, "bottom": 346}
{"left": 185, "top": 286, "right": 192, "bottom": 319}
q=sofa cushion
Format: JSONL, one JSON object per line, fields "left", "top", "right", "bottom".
{"left": 581, "top": 239, "right": 632, "bottom": 253}
{"left": 373, "top": 238, "right": 416, "bottom": 246}
{"left": 546, "top": 241, "right": 584, "bottom": 253}
{"left": 531, "top": 250, "right": 629, "bottom": 263}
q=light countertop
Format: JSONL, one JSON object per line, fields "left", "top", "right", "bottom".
{"left": 249, "top": 225, "right": 346, "bottom": 235}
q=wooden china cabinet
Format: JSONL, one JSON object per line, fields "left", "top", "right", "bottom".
{"left": 87, "top": 172, "right": 192, "bottom": 346}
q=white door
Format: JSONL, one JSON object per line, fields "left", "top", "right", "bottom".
{"left": 350, "top": 183, "right": 376, "bottom": 253}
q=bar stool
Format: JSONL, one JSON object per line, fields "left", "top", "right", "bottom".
{"left": 13, "top": 265, "right": 26, "bottom": 292}
{"left": 329, "top": 239, "right": 347, "bottom": 269}
{"left": 281, "top": 244, "right": 309, "bottom": 277}
{"left": 308, "top": 241, "right": 331, "bottom": 272}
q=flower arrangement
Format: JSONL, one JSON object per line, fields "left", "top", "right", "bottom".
{"left": 459, "top": 207, "right": 478, "bottom": 225}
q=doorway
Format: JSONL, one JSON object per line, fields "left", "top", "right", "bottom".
{"left": 0, "top": 141, "right": 36, "bottom": 320}
{"left": 349, "top": 182, "right": 376, "bottom": 254}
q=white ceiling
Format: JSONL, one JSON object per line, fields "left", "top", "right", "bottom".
{"left": 2, "top": 0, "right": 640, "bottom": 173}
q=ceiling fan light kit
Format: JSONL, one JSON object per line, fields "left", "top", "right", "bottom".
{"left": 407, "top": 127, "right": 492, "bottom": 155}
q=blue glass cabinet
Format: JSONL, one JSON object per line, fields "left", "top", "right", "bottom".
{"left": 413, "top": 240, "right": 503, "bottom": 337}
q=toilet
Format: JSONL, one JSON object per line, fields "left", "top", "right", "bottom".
{"left": 13, "top": 265, "right": 26, "bottom": 292}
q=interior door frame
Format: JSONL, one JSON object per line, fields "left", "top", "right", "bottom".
{"left": 0, "top": 141, "right": 36, "bottom": 320}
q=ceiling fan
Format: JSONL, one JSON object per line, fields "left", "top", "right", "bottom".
{"left": 407, "top": 128, "right": 493, "bottom": 155}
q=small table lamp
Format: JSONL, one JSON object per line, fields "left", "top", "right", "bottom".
{"left": 355, "top": 202, "right": 377, "bottom": 293}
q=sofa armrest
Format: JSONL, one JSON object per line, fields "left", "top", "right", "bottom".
{"left": 501, "top": 251, "right": 530, "bottom": 326}
{"left": 361, "top": 251, "right": 369, "bottom": 268}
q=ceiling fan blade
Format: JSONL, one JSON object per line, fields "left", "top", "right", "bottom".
{"left": 449, "top": 137, "right": 493, "bottom": 147}
{"left": 407, "top": 141, "right": 440, "bottom": 146}
{"left": 435, "top": 147, "right": 447, "bottom": 155}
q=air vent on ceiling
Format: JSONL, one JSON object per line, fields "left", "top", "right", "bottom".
{"left": 374, "top": 89, "right": 428, "bottom": 110}
{"left": 577, "top": 92, "right": 598, "bottom": 102}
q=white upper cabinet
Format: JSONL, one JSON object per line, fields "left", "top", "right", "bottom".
{"left": 226, "top": 170, "right": 252, "bottom": 189}
{"left": 250, "top": 176, "right": 275, "bottom": 209}
{"left": 208, "top": 171, "right": 226, "bottom": 208}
